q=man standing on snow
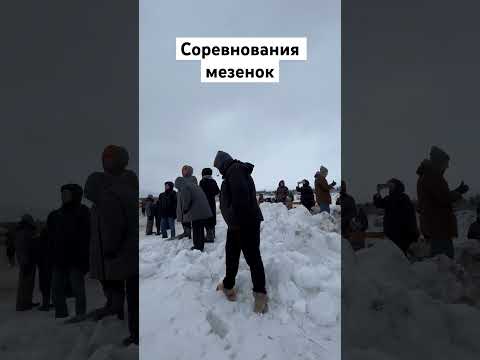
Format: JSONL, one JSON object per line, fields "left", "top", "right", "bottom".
{"left": 84, "top": 145, "right": 139, "bottom": 346}
{"left": 417, "top": 146, "right": 468, "bottom": 259}
{"left": 174, "top": 167, "right": 212, "bottom": 252}
{"left": 296, "top": 179, "right": 316, "bottom": 212}
{"left": 199, "top": 168, "right": 220, "bottom": 242}
{"left": 47, "top": 183, "right": 90, "bottom": 318}
{"left": 275, "top": 180, "right": 289, "bottom": 205}
{"left": 214, "top": 150, "right": 268, "bottom": 314}
{"left": 315, "top": 166, "right": 336, "bottom": 213}
{"left": 157, "top": 181, "right": 177, "bottom": 239}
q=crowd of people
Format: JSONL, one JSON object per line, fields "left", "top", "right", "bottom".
{"left": 339, "top": 145, "right": 479, "bottom": 260}
{"left": 7, "top": 145, "right": 139, "bottom": 346}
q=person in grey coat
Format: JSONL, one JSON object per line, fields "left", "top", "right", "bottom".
{"left": 15, "top": 214, "right": 39, "bottom": 311}
{"left": 175, "top": 174, "right": 212, "bottom": 252}
{"left": 84, "top": 145, "right": 139, "bottom": 346}
{"left": 175, "top": 165, "right": 197, "bottom": 240}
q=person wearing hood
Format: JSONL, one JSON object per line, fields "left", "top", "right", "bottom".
{"left": 144, "top": 194, "right": 155, "bottom": 235}
{"left": 417, "top": 146, "right": 469, "bottom": 259}
{"left": 373, "top": 178, "right": 419, "bottom": 255}
{"left": 275, "top": 180, "right": 289, "bottom": 205}
{"left": 296, "top": 179, "right": 316, "bottom": 211}
{"left": 174, "top": 169, "right": 212, "bottom": 252}
{"left": 336, "top": 180, "right": 357, "bottom": 236}
{"left": 315, "top": 166, "right": 336, "bottom": 213}
{"left": 15, "top": 214, "right": 39, "bottom": 311}
{"left": 157, "top": 181, "right": 177, "bottom": 239}
{"left": 84, "top": 145, "right": 139, "bottom": 346}
{"left": 47, "top": 183, "right": 90, "bottom": 318}
{"left": 213, "top": 151, "right": 268, "bottom": 314}
{"left": 175, "top": 165, "right": 197, "bottom": 240}
{"left": 199, "top": 168, "right": 220, "bottom": 242}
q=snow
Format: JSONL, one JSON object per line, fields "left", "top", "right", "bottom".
{"left": 0, "top": 250, "right": 138, "bottom": 359}
{"left": 139, "top": 203, "right": 341, "bottom": 360}
{"left": 343, "top": 209, "right": 480, "bottom": 360}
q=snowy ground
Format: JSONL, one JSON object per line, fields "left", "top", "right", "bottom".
{"left": 139, "top": 203, "right": 341, "bottom": 360}
{"left": 344, "top": 209, "right": 480, "bottom": 360}
{"left": 0, "top": 250, "right": 138, "bottom": 360}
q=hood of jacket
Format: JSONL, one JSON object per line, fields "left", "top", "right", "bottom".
{"left": 214, "top": 151, "right": 234, "bottom": 175}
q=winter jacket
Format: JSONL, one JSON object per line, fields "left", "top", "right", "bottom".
{"left": 157, "top": 188, "right": 177, "bottom": 219}
{"left": 84, "top": 170, "right": 139, "bottom": 281}
{"left": 315, "top": 173, "right": 332, "bottom": 205}
{"left": 144, "top": 198, "right": 155, "bottom": 218}
{"left": 296, "top": 183, "right": 316, "bottom": 209}
{"left": 15, "top": 219, "right": 37, "bottom": 266}
{"left": 200, "top": 176, "right": 220, "bottom": 223}
{"left": 46, "top": 184, "right": 90, "bottom": 272}
{"left": 215, "top": 155, "right": 264, "bottom": 227}
{"left": 175, "top": 176, "right": 212, "bottom": 223}
{"left": 176, "top": 176, "right": 198, "bottom": 222}
{"left": 416, "top": 159, "right": 461, "bottom": 240}
{"left": 374, "top": 179, "right": 419, "bottom": 251}
{"left": 275, "top": 183, "right": 290, "bottom": 203}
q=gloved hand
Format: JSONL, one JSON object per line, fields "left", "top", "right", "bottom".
{"left": 455, "top": 181, "right": 469, "bottom": 194}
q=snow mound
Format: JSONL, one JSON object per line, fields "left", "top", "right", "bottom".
{"left": 343, "top": 210, "right": 480, "bottom": 360}
{"left": 139, "top": 203, "right": 340, "bottom": 360}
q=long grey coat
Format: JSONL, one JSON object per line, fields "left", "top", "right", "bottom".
{"left": 175, "top": 176, "right": 212, "bottom": 223}
{"left": 85, "top": 170, "right": 139, "bottom": 281}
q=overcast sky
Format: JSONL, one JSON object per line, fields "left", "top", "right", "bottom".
{"left": 343, "top": 1, "right": 480, "bottom": 203}
{"left": 140, "top": 0, "right": 340, "bottom": 196}
{"left": 1, "top": 2, "right": 137, "bottom": 221}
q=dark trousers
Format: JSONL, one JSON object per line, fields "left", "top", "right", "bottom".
{"left": 101, "top": 280, "right": 125, "bottom": 315}
{"left": 38, "top": 262, "right": 53, "bottom": 306}
{"left": 223, "top": 222, "right": 266, "bottom": 294}
{"left": 52, "top": 267, "right": 86, "bottom": 317}
{"left": 126, "top": 276, "right": 139, "bottom": 340}
{"left": 7, "top": 247, "right": 15, "bottom": 266}
{"left": 161, "top": 217, "right": 176, "bottom": 238}
{"left": 192, "top": 220, "right": 205, "bottom": 251}
{"left": 146, "top": 217, "right": 154, "bottom": 235}
{"left": 16, "top": 263, "right": 36, "bottom": 310}
{"left": 182, "top": 222, "right": 192, "bottom": 238}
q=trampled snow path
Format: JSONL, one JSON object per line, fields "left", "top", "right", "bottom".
{"left": 139, "top": 203, "right": 341, "bottom": 360}
{"left": 0, "top": 250, "right": 138, "bottom": 360}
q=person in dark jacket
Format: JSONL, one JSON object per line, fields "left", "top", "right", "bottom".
{"left": 157, "top": 181, "right": 177, "bottom": 239}
{"left": 84, "top": 145, "right": 139, "bottom": 346}
{"left": 200, "top": 168, "right": 220, "bottom": 242}
{"left": 144, "top": 194, "right": 155, "bottom": 235}
{"left": 467, "top": 206, "right": 480, "bottom": 241}
{"left": 213, "top": 151, "right": 268, "bottom": 314}
{"left": 275, "top": 180, "right": 289, "bottom": 204}
{"left": 296, "top": 179, "right": 316, "bottom": 211}
{"left": 417, "top": 146, "right": 468, "bottom": 259}
{"left": 373, "top": 178, "right": 419, "bottom": 256}
{"left": 37, "top": 226, "right": 54, "bottom": 311}
{"left": 15, "top": 214, "right": 39, "bottom": 311}
{"left": 47, "top": 183, "right": 90, "bottom": 318}
{"left": 336, "top": 180, "right": 357, "bottom": 236}
{"left": 174, "top": 174, "right": 212, "bottom": 252}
